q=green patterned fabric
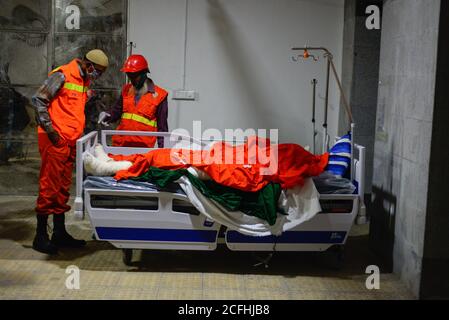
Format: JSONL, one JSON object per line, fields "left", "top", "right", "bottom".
{"left": 133, "top": 167, "right": 283, "bottom": 225}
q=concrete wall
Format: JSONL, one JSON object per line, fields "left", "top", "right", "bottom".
{"left": 370, "top": 0, "right": 440, "bottom": 297}
{"left": 128, "top": 0, "right": 345, "bottom": 148}
{"left": 0, "top": 0, "right": 127, "bottom": 195}
{"left": 339, "top": 0, "right": 356, "bottom": 138}
{"left": 340, "top": 0, "right": 381, "bottom": 194}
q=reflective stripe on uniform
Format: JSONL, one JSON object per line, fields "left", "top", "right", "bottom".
{"left": 50, "top": 66, "right": 63, "bottom": 74}
{"left": 63, "top": 82, "right": 88, "bottom": 93}
{"left": 121, "top": 112, "right": 157, "bottom": 127}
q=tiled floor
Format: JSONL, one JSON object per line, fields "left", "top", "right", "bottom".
{"left": 0, "top": 196, "right": 416, "bottom": 300}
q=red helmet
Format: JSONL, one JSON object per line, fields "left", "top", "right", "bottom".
{"left": 120, "top": 54, "right": 149, "bottom": 73}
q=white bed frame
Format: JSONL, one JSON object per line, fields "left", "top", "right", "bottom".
{"left": 75, "top": 130, "right": 366, "bottom": 264}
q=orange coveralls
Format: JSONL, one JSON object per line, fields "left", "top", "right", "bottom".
{"left": 35, "top": 59, "right": 90, "bottom": 215}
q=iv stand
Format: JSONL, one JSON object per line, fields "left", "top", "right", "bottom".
{"left": 291, "top": 46, "right": 355, "bottom": 180}
{"left": 311, "top": 79, "right": 317, "bottom": 155}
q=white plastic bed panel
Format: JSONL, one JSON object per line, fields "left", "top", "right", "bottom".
{"left": 85, "top": 189, "right": 220, "bottom": 251}
{"left": 225, "top": 198, "right": 359, "bottom": 251}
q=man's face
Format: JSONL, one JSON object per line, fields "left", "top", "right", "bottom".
{"left": 126, "top": 71, "right": 146, "bottom": 89}
{"left": 85, "top": 61, "right": 107, "bottom": 80}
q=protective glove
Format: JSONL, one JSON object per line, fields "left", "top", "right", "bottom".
{"left": 98, "top": 111, "right": 111, "bottom": 126}
{"left": 47, "top": 130, "right": 62, "bottom": 146}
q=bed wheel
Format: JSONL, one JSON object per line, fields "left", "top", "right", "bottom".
{"left": 122, "top": 249, "right": 133, "bottom": 266}
{"left": 327, "top": 245, "right": 345, "bottom": 270}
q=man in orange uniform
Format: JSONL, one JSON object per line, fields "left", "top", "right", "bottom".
{"left": 98, "top": 54, "right": 169, "bottom": 148}
{"left": 32, "top": 49, "right": 109, "bottom": 254}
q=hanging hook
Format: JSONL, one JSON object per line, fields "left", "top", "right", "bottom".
{"left": 291, "top": 54, "right": 300, "bottom": 62}
{"left": 304, "top": 48, "right": 319, "bottom": 61}
{"left": 291, "top": 48, "right": 319, "bottom": 62}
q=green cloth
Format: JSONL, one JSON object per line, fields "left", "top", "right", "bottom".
{"left": 133, "top": 167, "right": 283, "bottom": 226}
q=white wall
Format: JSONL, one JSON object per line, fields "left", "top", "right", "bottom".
{"left": 129, "top": 0, "right": 344, "bottom": 148}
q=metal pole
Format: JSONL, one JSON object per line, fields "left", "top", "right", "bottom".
{"left": 128, "top": 41, "right": 134, "bottom": 57}
{"left": 311, "top": 79, "right": 317, "bottom": 154}
{"left": 126, "top": 41, "right": 135, "bottom": 85}
{"left": 292, "top": 47, "right": 354, "bottom": 129}
{"left": 323, "top": 58, "right": 331, "bottom": 152}
{"left": 329, "top": 58, "right": 354, "bottom": 125}
{"left": 350, "top": 122, "right": 355, "bottom": 182}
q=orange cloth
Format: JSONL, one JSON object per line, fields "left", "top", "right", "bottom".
{"left": 112, "top": 83, "right": 168, "bottom": 148}
{"left": 35, "top": 132, "right": 76, "bottom": 215}
{"left": 37, "top": 59, "right": 90, "bottom": 145}
{"left": 112, "top": 136, "right": 329, "bottom": 192}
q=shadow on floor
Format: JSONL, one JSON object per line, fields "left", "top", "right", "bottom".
{"left": 0, "top": 219, "right": 34, "bottom": 242}
{"left": 2, "top": 229, "right": 385, "bottom": 278}
{"left": 122, "top": 234, "right": 385, "bottom": 278}
{"left": 0, "top": 207, "right": 386, "bottom": 278}
{"left": 29, "top": 233, "right": 386, "bottom": 278}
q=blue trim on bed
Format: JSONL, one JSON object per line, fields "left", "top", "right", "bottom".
{"left": 96, "top": 227, "right": 218, "bottom": 243}
{"left": 226, "top": 231, "right": 347, "bottom": 244}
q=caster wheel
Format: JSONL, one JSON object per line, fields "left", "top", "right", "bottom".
{"left": 356, "top": 216, "right": 368, "bottom": 225}
{"left": 326, "top": 245, "right": 345, "bottom": 270}
{"left": 122, "top": 249, "right": 133, "bottom": 266}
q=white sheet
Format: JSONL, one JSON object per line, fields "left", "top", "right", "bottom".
{"left": 176, "top": 175, "right": 322, "bottom": 237}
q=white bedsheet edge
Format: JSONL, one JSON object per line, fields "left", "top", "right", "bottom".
{"left": 176, "top": 176, "right": 322, "bottom": 237}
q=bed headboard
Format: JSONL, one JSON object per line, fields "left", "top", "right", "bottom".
{"left": 353, "top": 143, "right": 366, "bottom": 197}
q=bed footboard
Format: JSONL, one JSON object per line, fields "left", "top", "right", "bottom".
{"left": 75, "top": 130, "right": 207, "bottom": 220}
{"left": 74, "top": 131, "right": 98, "bottom": 220}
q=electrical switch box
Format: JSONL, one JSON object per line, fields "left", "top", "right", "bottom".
{"left": 172, "top": 90, "right": 197, "bottom": 101}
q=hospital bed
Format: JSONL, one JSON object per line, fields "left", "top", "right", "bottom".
{"left": 74, "top": 130, "right": 366, "bottom": 266}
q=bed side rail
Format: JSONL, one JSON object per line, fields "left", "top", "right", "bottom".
{"left": 74, "top": 131, "right": 98, "bottom": 220}
{"left": 100, "top": 130, "right": 209, "bottom": 155}
{"left": 74, "top": 130, "right": 207, "bottom": 219}
{"left": 353, "top": 143, "right": 367, "bottom": 224}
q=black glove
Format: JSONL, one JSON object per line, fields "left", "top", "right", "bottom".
{"left": 47, "top": 130, "right": 61, "bottom": 146}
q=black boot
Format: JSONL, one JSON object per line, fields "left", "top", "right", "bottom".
{"left": 51, "top": 214, "right": 86, "bottom": 248}
{"left": 33, "top": 214, "right": 58, "bottom": 254}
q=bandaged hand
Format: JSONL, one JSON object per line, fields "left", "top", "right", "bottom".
{"left": 83, "top": 151, "right": 132, "bottom": 176}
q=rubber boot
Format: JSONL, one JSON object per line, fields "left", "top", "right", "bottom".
{"left": 51, "top": 213, "right": 86, "bottom": 248}
{"left": 32, "top": 214, "right": 58, "bottom": 254}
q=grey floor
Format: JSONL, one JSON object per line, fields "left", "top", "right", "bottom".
{"left": 0, "top": 195, "right": 416, "bottom": 300}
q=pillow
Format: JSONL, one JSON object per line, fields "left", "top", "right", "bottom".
{"left": 325, "top": 133, "right": 351, "bottom": 178}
